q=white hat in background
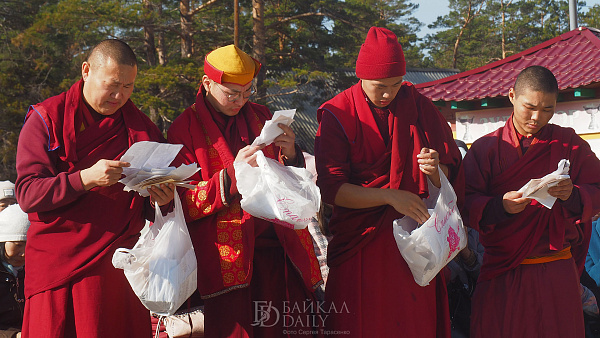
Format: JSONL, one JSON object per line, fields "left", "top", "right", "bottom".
{"left": 0, "top": 181, "right": 15, "bottom": 201}
{"left": 0, "top": 204, "right": 30, "bottom": 242}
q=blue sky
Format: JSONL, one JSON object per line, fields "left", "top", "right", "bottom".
{"left": 414, "top": 0, "right": 600, "bottom": 40}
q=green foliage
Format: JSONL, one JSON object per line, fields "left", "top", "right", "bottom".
{"left": 132, "top": 61, "right": 203, "bottom": 124}
{"left": 580, "top": 4, "right": 600, "bottom": 29}
{"left": 422, "top": 0, "right": 583, "bottom": 71}
{"left": 325, "top": 0, "right": 422, "bottom": 69}
{"left": 0, "top": 0, "right": 59, "bottom": 181}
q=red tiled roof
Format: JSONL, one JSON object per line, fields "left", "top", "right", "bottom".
{"left": 415, "top": 27, "right": 600, "bottom": 102}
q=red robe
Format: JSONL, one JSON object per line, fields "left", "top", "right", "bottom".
{"left": 167, "top": 88, "right": 323, "bottom": 338}
{"left": 15, "top": 80, "right": 163, "bottom": 338}
{"left": 464, "top": 116, "right": 600, "bottom": 337}
{"left": 315, "top": 81, "right": 462, "bottom": 337}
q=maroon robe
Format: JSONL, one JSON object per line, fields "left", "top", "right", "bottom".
{"left": 464, "top": 116, "right": 600, "bottom": 337}
{"left": 167, "top": 88, "right": 323, "bottom": 338}
{"left": 315, "top": 81, "right": 462, "bottom": 337}
{"left": 15, "top": 79, "right": 164, "bottom": 337}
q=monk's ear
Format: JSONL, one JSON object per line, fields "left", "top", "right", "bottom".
{"left": 82, "top": 61, "right": 91, "bottom": 82}
{"left": 201, "top": 75, "right": 211, "bottom": 92}
{"left": 508, "top": 87, "right": 516, "bottom": 105}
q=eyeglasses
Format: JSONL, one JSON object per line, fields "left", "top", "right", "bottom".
{"left": 213, "top": 82, "right": 256, "bottom": 102}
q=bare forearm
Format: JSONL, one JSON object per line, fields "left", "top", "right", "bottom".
{"left": 334, "top": 183, "right": 391, "bottom": 209}
{"left": 334, "top": 182, "right": 430, "bottom": 223}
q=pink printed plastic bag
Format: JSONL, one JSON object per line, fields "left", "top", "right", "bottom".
{"left": 234, "top": 150, "right": 321, "bottom": 230}
{"left": 392, "top": 168, "right": 467, "bottom": 286}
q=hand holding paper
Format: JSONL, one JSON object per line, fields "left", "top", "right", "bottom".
{"left": 118, "top": 141, "right": 200, "bottom": 197}
{"left": 547, "top": 178, "right": 574, "bottom": 201}
{"left": 147, "top": 183, "right": 176, "bottom": 206}
{"left": 80, "top": 159, "right": 131, "bottom": 190}
{"left": 517, "top": 159, "right": 571, "bottom": 209}
{"left": 251, "top": 109, "right": 295, "bottom": 146}
{"left": 274, "top": 123, "right": 297, "bottom": 162}
{"left": 502, "top": 191, "right": 531, "bottom": 214}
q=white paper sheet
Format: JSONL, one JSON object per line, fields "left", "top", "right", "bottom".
{"left": 518, "top": 159, "right": 570, "bottom": 209}
{"left": 251, "top": 109, "right": 296, "bottom": 146}
{"left": 120, "top": 141, "right": 182, "bottom": 170}
{"left": 118, "top": 141, "right": 200, "bottom": 197}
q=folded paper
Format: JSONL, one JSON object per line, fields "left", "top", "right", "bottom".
{"left": 518, "top": 159, "right": 570, "bottom": 209}
{"left": 251, "top": 109, "right": 295, "bottom": 146}
{"left": 119, "top": 141, "right": 200, "bottom": 196}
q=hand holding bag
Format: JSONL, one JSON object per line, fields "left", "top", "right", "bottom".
{"left": 393, "top": 168, "right": 467, "bottom": 286}
{"left": 234, "top": 150, "right": 321, "bottom": 230}
{"left": 112, "top": 193, "right": 198, "bottom": 316}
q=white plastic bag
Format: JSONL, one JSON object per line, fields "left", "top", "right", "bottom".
{"left": 392, "top": 169, "right": 467, "bottom": 286}
{"left": 234, "top": 150, "right": 321, "bottom": 230}
{"left": 112, "top": 193, "right": 198, "bottom": 316}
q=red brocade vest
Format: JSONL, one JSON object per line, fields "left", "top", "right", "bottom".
{"left": 168, "top": 90, "right": 322, "bottom": 298}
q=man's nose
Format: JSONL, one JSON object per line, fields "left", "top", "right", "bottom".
{"left": 112, "top": 87, "right": 124, "bottom": 99}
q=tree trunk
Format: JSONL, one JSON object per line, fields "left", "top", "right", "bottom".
{"left": 500, "top": 0, "right": 513, "bottom": 59}
{"left": 143, "top": 0, "right": 161, "bottom": 128}
{"left": 452, "top": 0, "right": 484, "bottom": 69}
{"left": 501, "top": 1, "right": 506, "bottom": 59}
{"left": 278, "top": 31, "right": 284, "bottom": 61}
{"left": 157, "top": 1, "right": 166, "bottom": 65}
{"left": 234, "top": 0, "right": 239, "bottom": 47}
{"left": 143, "top": 0, "right": 157, "bottom": 67}
{"left": 252, "top": 0, "right": 266, "bottom": 101}
{"left": 180, "top": 0, "right": 193, "bottom": 58}
{"left": 452, "top": 29, "right": 464, "bottom": 69}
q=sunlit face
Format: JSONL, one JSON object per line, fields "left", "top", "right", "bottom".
{"left": 0, "top": 198, "right": 17, "bottom": 212}
{"left": 4, "top": 241, "right": 25, "bottom": 267}
{"left": 508, "top": 87, "right": 556, "bottom": 137}
{"left": 361, "top": 76, "right": 404, "bottom": 108}
{"left": 81, "top": 57, "right": 137, "bottom": 116}
{"left": 203, "top": 76, "right": 254, "bottom": 117}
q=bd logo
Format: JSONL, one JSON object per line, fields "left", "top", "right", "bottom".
{"left": 251, "top": 300, "right": 280, "bottom": 328}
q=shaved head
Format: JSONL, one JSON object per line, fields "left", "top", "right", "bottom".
{"left": 87, "top": 39, "right": 137, "bottom": 68}
{"left": 513, "top": 65, "right": 558, "bottom": 99}
{"left": 81, "top": 39, "right": 138, "bottom": 116}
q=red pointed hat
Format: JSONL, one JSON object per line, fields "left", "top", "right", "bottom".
{"left": 355, "top": 27, "right": 406, "bottom": 80}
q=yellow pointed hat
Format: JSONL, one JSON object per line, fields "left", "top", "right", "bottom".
{"left": 204, "top": 45, "right": 261, "bottom": 86}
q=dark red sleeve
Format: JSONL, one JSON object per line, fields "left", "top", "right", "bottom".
{"left": 15, "top": 112, "right": 87, "bottom": 213}
{"left": 558, "top": 186, "right": 583, "bottom": 215}
{"left": 180, "top": 172, "right": 230, "bottom": 222}
{"left": 314, "top": 110, "right": 352, "bottom": 205}
{"left": 480, "top": 194, "right": 513, "bottom": 226}
{"left": 463, "top": 139, "right": 496, "bottom": 233}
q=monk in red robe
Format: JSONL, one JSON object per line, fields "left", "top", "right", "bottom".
{"left": 167, "top": 45, "right": 323, "bottom": 338}
{"left": 314, "top": 27, "right": 462, "bottom": 337}
{"left": 15, "top": 39, "right": 174, "bottom": 338}
{"left": 464, "top": 65, "right": 600, "bottom": 337}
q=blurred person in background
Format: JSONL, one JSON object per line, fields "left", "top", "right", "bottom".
{"left": 0, "top": 204, "right": 30, "bottom": 338}
{"left": 0, "top": 181, "right": 17, "bottom": 212}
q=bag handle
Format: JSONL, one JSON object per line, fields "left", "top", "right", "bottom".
{"left": 152, "top": 190, "right": 183, "bottom": 235}
{"left": 155, "top": 315, "right": 165, "bottom": 338}
{"left": 437, "top": 165, "right": 454, "bottom": 196}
